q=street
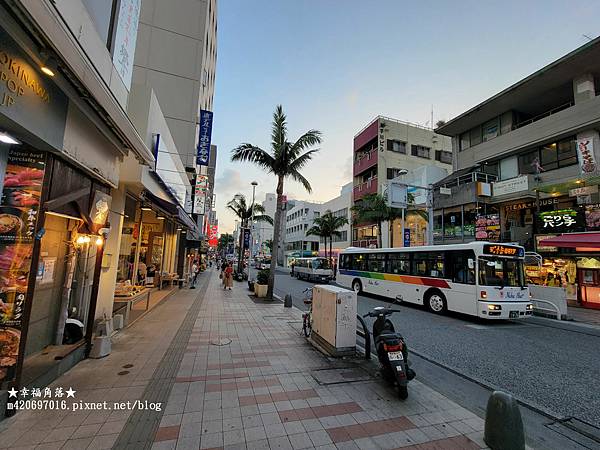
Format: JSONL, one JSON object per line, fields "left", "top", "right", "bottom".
{"left": 273, "top": 270, "right": 600, "bottom": 442}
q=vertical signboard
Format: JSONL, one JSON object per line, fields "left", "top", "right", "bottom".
{"left": 193, "top": 175, "right": 208, "bottom": 215}
{"left": 196, "top": 110, "right": 213, "bottom": 166}
{"left": 576, "top": 137, "right": 597, "bottom": 175}
{"left": 208, "top": 225, "right": 218, "bottom": 247}
{"left": 403, "top": 229, "right": 411, "bottom": 247}
{"left": 0, "top": 149, "right": 46, "bottom": 384}
{"left": 112, "top": 0, "right": 141, "bottom": 89}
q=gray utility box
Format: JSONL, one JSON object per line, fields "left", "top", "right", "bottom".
{"left": 311, "top": 285, "right": 357, "bottom": 357}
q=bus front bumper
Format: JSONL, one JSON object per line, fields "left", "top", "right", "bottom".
{"left": 477, "top": 302, "right": 533, "bottom": 319}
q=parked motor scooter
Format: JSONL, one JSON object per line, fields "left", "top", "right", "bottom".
{"left": 363, "top": 306, "right": 415, "bottom": 399}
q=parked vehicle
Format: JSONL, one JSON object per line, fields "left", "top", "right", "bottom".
{"left": 363, "top": 306, "right": 415, "bottom": 399}
{"left": 293, "top": 257, "right": 333, "bottom": 282}
{"left": 258, "top": 257, "right": 271, "bottom": 270}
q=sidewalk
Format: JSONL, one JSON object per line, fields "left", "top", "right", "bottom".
{"left": 568, "top": 306, "right": 600, "bottom": 327}
{"left": 0, "top": 270, "right": 489, "bottom": 450}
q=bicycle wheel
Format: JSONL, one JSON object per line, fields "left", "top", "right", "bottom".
{"left": 302, "top": 313, "right": 312, "bottom": 337}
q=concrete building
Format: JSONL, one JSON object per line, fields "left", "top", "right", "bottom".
{"left": 283, "top": 200, "right": 322, "bottom": 266}
{"left": 435, "top": 37, "right": 600, "bottom": 309}
{"left": 252, "top": 193, "right": 277, "bottom": 256}
{"left": 352, "top": 116, "right": 452, "bottom": 247}
{"left": 318, "top": 183, "right": 353, "bottom": 255}
{"left": 132, "top": 0, "right": 217, "bottom": 169}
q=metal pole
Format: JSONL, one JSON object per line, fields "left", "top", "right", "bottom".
{"left": 249, "top": 182, "right": 257, "bottom": 280}
{"left": 427, "top": 184, "right": 434, "bottom": 245}
{"left": 400, "top": 207, "right": 405, "bottom": 248}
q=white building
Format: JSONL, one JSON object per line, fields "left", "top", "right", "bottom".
{"left": 283, "top": 200, "right": 323, "bottom": 266}
{"left": 318, "top": 183, "right": 353, "bottom": 256}
{"left": 252, "top": 193, "right": 277, "bottom": 256}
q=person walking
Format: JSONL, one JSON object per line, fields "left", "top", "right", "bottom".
{"left": 223, "top": 263, "right": 234, "bottom": 290}
{"left": 190, "top": 260, "right": 199, "bottom": 289}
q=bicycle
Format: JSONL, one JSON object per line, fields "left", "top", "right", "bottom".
{"left": 301, "top": 287, "right": 313, "bottom": 337}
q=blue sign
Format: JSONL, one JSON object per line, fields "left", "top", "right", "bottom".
{"left": 196, "top": 110, "right": 213, "bottom": 166}
{"left": 403, "top": 229, "right": 411, "bottom": 247}
{"left": 243, "top": 229, "right": 251, "bottom": 249}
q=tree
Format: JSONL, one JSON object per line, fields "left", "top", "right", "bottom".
{"left": 307, "top": 210, "right": 348, "bottom": 260}
{"left": 264, "top": 239, "right": 273, "bottom": 254}
{"left": 231, "top": 105, "right": 322, "bottom": 299}
{"left": 435, "top": 119, "right": 446, "bottom": 128}
{"left": 351, "top": 193, "right": 403, "bottom": 248}
{"left": 217, "top": 233, "right": 234, "bottom": 256}
{"left": 227, "top": 194, "right": 273, "bottom": 273}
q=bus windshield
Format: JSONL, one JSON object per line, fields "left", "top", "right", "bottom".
{"left": 312, "top": 258, "right": 330, "bottom": 270}
{"left": 478, "top": 257, "right": 524, "bottom": 287}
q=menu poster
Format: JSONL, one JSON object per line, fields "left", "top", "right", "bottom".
{"left": 475, "top": 214, "right": 500, "bottom": 242}
{"left": 0, "top": 149, "right": 46, "bottom": 385}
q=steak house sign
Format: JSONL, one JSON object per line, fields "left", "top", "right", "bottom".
{"left": 0, "top": 50, "right": 51, "bottom": 108}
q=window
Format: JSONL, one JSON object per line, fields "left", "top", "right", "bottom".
{"left": 367, "top": 253, "right": 386, "bottom": 272}
{"left": 352, "top": 254, "right": 367, "bottom": 271}
{"left": 482, "top": 118, "right": 499, "bottom": 142}
{"left": 478, "top": 257, "right": 524, "bottom": 287}
{"left": 470, "top": 126, "right": 482, "bottom": 146}
{"left": 82, "top": 0, "right": 118, "bottom": 47}
{"left": 449, "top": 251, "right": 476, "bottom": 285}
{"left": 340, "top": 254, "right": 352, "bottom": 269}
{"left": 387, "top": 168, "right": 405, "bottom": 179}
{"left": 387, "top": 140, "right": 406, "bottom": 154}
{"left": 411, "top": 145, "right": 430, "bottom": 159}
{"left": 435, "top": 150, "right": 452, "bottom": 164}
{"left": 412, "top": 252, "right": 445, "bottom": 278}
{"left": 518, "top": 150, "right": 538, "bottom": 174}
{"left": 460, "top": 132, "right": 470, "bottom": 151}
{"left": 557, "top": 138, "right": 577, "bottom": 167}
{"left": 387, "top": 253, "right": 410, "bottom": 274}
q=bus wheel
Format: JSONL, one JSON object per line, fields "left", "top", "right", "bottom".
{"left": 352, "top": 279, "right": 363, "bottom": 294}
{"left": 426, "top": 291, "right": 447, "bottom": 314}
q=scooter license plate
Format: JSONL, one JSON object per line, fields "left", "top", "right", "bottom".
{"left": 510, "top": 311, "right": 519, "bottom": 319}
{"left": 388, "top": 351, "right": 403, "bottom": 361}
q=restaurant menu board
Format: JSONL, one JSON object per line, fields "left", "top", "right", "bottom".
{"left": 475, "top": 214, "right": 500, "bottom": 242}
{"left": 585, "top": 204, "right": 600, "bottom": 230}
{"left": 0, "top": 149, "right": 46, "bottom": 384}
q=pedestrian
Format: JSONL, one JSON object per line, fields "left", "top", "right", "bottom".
{"left": 223, "top": 263, "right": 234, "bottom": 290}
{"left": 190, "top": 260, "right": 199, "bottom": 289}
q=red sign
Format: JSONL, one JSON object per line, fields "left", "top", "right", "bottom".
{"left": 208, "top": 225, "right": 218, "bottom": 247}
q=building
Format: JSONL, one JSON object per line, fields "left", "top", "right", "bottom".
{"left": 283, "top": 200, "right": 322, "bottom": 266}
{"left": 132, "top": 0, "right": 218, "bottom": 250}
{"left": 253, "top": 193, "right": 277, "bottom": 256}
{"left": 0, "top": 0, "right": 214, "bottom": 409}
{"left": 318, "top": 183, "right": 353, "bottom": 256}
{"left": 352, "top": 116, "right": 452, "bottom": 247}
{"left": 435, "top": 37, "right": 600, "bottom": 309}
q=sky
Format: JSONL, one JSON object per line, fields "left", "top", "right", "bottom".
{"left": 211, "top": 0, "right": 600, "bottom": 234}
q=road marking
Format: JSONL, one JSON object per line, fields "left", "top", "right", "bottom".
{"left": 464, "top": 324, "right": 490, "bottom": 330}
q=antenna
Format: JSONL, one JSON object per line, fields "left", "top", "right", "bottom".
{"left": 431, "top": 105, "right": 434, "bottom": 130}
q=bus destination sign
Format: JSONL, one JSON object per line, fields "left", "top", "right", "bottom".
{"left": 483, "top": 244, "right": 524, "bottom": 257}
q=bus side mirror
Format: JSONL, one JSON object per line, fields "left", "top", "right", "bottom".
{"left": 468, "top": 259, "right": 474, "bottom": 269}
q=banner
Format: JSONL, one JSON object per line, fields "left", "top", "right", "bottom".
{"left": 193, "top": 192, "right": 205, "bottom": 215}
{"left": 0, "top": 149, "right": 47, "bottom": 384}
{"left": 208, "top": 225, "right": 218, "bottom": 247}
{"left": 196, "top": 110, "right": 213, "bottom": 166}
{"left": 112, "top": 0, "right": 141, "bottom": 89}
{"left": 576, "top": 137, "right": 597, "bottom": 175}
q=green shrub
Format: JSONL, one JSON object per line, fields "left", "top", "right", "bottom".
{"left": 257, "top": 269, "right": 269, "bottom": 285}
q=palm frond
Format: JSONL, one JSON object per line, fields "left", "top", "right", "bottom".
{"left": 289, "top": 169, "right": 312, "bottom": 193}
{"left": 290, "top": 130, "right": 322, "bottom": 154}
{"left": 231, "top": 144, "right": 276, "bottom": 173}
{"left": 271, "top": 105, "right": 287, "bottom": 150}
{"left": 253, "top": 214, "right": 274, "bottom": 225}
{"left": 287, "top": 149, "right": 320, "bottom": 174}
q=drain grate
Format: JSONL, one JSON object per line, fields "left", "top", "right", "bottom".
{"left": 547, "top": 418, "right": 600, "bottom": 447}
{"left": 123, "top": 364, "right": 134, "bottom": 369}
{"left": 210, "top": 338, "right": 232, "bottom": 346}
{"left": 311, "top": 367, "right": 372, "bottom": 385}
{"left": 118, "top": 370, "right": 130, "bottom": 375}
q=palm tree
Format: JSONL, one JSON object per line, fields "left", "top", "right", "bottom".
{"left": 264, "top": 239, "right": 273, "bottom": 255}
{"left": 306, "top": 221, "right": 328, "bottom": 259}
{"left": 231, "top": 105, "right": 322, "bottom": 299}
{"left": 227, "top": 194, "right": 273, "bottom": 273}
{"left": 351, "top": 193, "right": 403, "bottom": 248}
{"left": 217, "top": 233, "right": 234, "bottom": 256}
{"left": 307, "top": 210, "right": 348, "bottom": 260}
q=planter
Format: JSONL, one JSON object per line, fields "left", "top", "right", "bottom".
{"left": 254, "top": 283, "right": 268, "bottom": 298}
{"left": 248, "top": 280, "right": 255, "bottom": 291}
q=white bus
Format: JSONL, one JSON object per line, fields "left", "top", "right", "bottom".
{"left": 337, "top": 242, "right": 532, "bottom": 320}
{"left": 293, "top": 257, "right": 333, "bottom": 282}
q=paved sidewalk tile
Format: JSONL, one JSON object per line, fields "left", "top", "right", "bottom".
{"left": 0, "top": 271, "right": 487, "bottom": 449}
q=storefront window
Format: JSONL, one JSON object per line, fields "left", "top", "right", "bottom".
{"left": 463, "top": 204, "right": 478, "bottom": 238}
{"left": 117, "top": 195, "right": 140, "bottom": 284}
{"left": 443, "top": 208, "right": 462, "bottom": 239}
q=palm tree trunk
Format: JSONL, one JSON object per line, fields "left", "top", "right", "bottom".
{"left": 377, "top": 221, "right": 382, "bottom": 248}
{"left": 267, "top": 176, "right": 284, "bottom": 299}
{"left": 389, "top": 220, "right": 394, "bottom": 248}
{"left": 237, "top": 220, "right": 245, "bottom": 274}
{"left": 329, "top": 236, "right": 332, "bottom": 265}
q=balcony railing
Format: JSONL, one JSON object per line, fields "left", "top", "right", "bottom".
{"left": 352, "top": 239, "right": 378, "bottom": 248}
{"left": 438, "top": 172, "right": 497, "bottom": 189}
{"left": 353, "top": 177, "right": 378, "bottom": 200}
{"left": 354, "top": 149, "right": 378, "bottom": 175}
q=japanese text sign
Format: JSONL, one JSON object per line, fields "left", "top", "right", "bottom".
{"left": 196, "top": 110, "right": 213, "bottom": 166}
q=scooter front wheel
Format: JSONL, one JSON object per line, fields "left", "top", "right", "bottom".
{"left": 398, "top": 385, "right": 408, "bottom": 400}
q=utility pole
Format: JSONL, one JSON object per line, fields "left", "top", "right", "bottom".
{"left": 249, "top": 181, "right": 258, "bottom": 280}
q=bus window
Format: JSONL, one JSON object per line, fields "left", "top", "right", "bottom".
{"left": 367, "top": 253, "right": 385, "bottom": 272}
{"left": 413, "top": 252, "right": 445, "bottom": 277}
{"left": 452, "top": 252, "right": 475, "bottom": 285}
{"left": 387, "top": 253, "right": 410, "bottom": 274}
{"left": 352, "top": 254, "right": 367, "bottom": 271}
{"left": 313, "top": 259, "right": 330, "bottom": 270}
{"left": 340, "top": 254, "right": 351, "bottom": 269}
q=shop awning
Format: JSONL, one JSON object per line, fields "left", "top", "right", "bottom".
{"left": 142, "top": 190, "right": 199, "bottom": 235}
{"left": 539, "top": 233, "right": 600, "bottom": 249}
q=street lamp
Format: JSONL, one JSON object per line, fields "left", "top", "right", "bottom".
{"left": 249, "top": 181, "right": 258, "bottom": 280}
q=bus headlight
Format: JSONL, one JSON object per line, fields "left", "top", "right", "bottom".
{"left": 526, "top": 304, "right": 533, "bottom": 311}
{"left": 487, "top": 304, "right": 501, "bottom": 311}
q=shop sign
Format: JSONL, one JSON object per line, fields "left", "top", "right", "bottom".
{"left": 208, "top": 225, "right": 218, "bottom": 247}
{"left": 378, "top": 127, "right": 385, "bottom": 152}
{"left": 193, "top": 192, "right": 205, "bottom": 215}
{"left": 535, "top": 234, "right": 558, "bottom": 252}
{"left": 0, "top": 148, "right": 47, "bottom": 384}
{"left": 585, "top": 204, "right": 600, "bottom": 230}
{"left": 477, "top": 182, "right": 492, "bottom": 197}
{"left": 403, "top": 229, "right": 410, "bottom": 247}
{"left": 483, "top": 244, "right": 524, "bottom": 257}
{"left": 89, "top": 191, "right": 111, "bottom": 232}
{"left": 439, "top": 187, "right": 451, "bottom": 195}
{"left": 0, "top": 27, "right": 68, "bottom": 150}
{"left": 569, "top": 185, "right": 598, "bottom": 197}
{"left": 243, "top": 228, "right": 250, "bottom": 249}
{"left": 504, "top": 198, "right": 558, "bottom": 211}
{"left": 576, "top": 137, "right": 597, "bottom": 175}
{"left": 475, "top": 214, "right": 500, "bottom": 241}
{"left": 112, "top": 0, "right": 141, "bottom": 89}
{"left": 196, "top": 110, "right": 213, "bottom": 166}
{"left": 493, "top": 176, "right": 529, "bottom": 197}
{"left": 537, "top": 209, "right": 583, "bottom": 233}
